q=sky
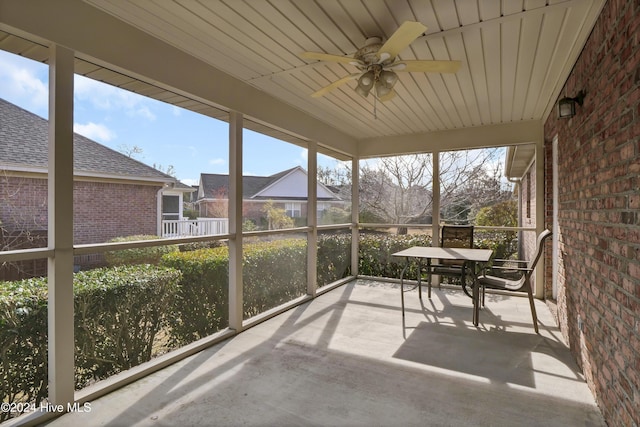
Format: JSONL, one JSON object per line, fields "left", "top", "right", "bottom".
{"left": 0, "top": 49, "right": 340, "bottom": 186}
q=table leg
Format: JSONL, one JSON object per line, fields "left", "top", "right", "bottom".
{"left": 472, "top": 261, "right": 479, "bottom": 326}
{"left": 427, "top": 258, "right": 432, "bottom": 299}
{"left": 400, "top": 258, "right": 409, "bottom": 317}
{"left": 417, "top": 258, "right": 422, "bottom": 300}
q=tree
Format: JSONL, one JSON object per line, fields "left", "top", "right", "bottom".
{"left": 118, "top": 144, "right": 143, "bottom": 159}
{"left": 357, "top": 149, "right": 506, "bottom": 225}
{"left": 153, "top": 163, "right": 177, "bottom": 178}
{"left": 0, "top": 173, "right": 48, "bottom": 280}
{"left": 475, "top": 199, "right": 519, "bottom": 258}
{"left": 263, "top": 201, "right": 294, "bottom": 230}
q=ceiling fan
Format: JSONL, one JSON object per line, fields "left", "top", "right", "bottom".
{"left": 300, "top": 21, "right": 461, "bottom": 102}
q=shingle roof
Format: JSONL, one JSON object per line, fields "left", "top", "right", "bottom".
{"left": 0, "top": 97, "right": 175, "bottom": 182}
{"left": 199, "top": 167, "right": 298, "bottom": 199}
{"left": 199, "top": 167, "right": 340, "bottom": 201}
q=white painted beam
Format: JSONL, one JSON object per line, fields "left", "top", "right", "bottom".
{"left": 358, "top": 121, "right": 544, "bottom": 158}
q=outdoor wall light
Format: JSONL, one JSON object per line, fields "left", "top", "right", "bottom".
{"left": 557, "top": 90, "right": 586, "bottom": 119}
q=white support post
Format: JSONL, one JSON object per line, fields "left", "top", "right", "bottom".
{"left": 431, "top": 151, "right": 441, "bottom": 286}
{"left": 228, "top": 111, "right": 243, "bottom": 331}
{"left": 432, "top": 151, "right": 440, "bottom": 244}
{"left": 351, "top": 156, "right": 359, "bottom": 276}
{"left": 47, "top": 44, "right": 75, "bottom": 406}
{"left": 535, "top": 138, "right": 546, "bottom": 298}
{"left": 307, "top": 142, "right": 318, "bottom": 296}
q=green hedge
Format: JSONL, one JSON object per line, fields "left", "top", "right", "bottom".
{"left": 161, "top": 246, "right": 229, "bottom": 346}
{"left": 0, "top": 278, "right": 48, "bottom": 420}
{"left": 358, "top": 233, "right": 432, "bottom": 279}
{"left": 73, "top": 265, "right": 181, "bottom": 387}
{"left": 0, "top": 265, "right": 181, "bottom": 421}
{"left": 104, "top": 235, "right": 179, "bottom": 266}
{"left": 161, "top": 239, "right": 307, "bottom": 345}
{"left": 317, "top": 233, "right": 351, "bottom": 286}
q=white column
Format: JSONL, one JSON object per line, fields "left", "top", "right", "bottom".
{"left": 307, "top": 142, "right": 317, "bottom": 296}
{"left": 351, "top": 156, "right": 359, "bottom": 276}
{"left": 47, "top": 44, "right": 75, "bottom": 406}
{"left": 535, "top": 138, "right": 546, "bottom": 298}
{"left": 431, "top": 151, "right": 441, "bottom": 244}
{"left": 228, "top": 111, "right": 243, "bottom": 331}
{"left": 431, "top": 151, "right": 441, "bottom": 285}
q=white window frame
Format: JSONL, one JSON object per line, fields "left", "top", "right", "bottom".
{"left": 285, "top": 202, "right": 302, "bottom": 218}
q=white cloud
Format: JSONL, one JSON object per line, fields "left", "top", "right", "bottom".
{"left": 74, "top": 122, "right": 116, "bottom": 142}
{"left": 0, "top": 52, "right": 48, "bottom": 113}
{"left": 172, "top": 106, "right": 182, "bottom": 116}
{"left": 130, "top": 105, "right": 156, "bottom": 121}
{"left": 209, "top": 158, "right": 225, "bottom": 165}
{"left": 292, "top": 148, "right": 308, "bottom": 167}
{"left": 74, "top": 74, "right": 156, "bottom": 121}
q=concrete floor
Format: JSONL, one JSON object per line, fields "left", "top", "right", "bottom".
{"left": 46, "top": 279, "right": 605, "bottom": 427}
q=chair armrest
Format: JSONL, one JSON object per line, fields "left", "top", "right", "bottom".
{"left": 485, "top": 265, "right": 530, "bottom": 272}
{"left": 491, "top": 258, "right": 527, "bottom": 266}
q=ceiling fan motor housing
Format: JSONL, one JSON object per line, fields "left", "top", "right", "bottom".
{"left": 354, "top": 37, "right": 385, "bottom": 65}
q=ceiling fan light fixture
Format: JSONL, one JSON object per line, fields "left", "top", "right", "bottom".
{"left": 355, "top": 84, "right": 371, "bottom": 97}
{"left": 375, "top": 81, "right": 392, "bottom": 97}
{"left": 359, "top": 70, "right": 375, "bottom": 87}
{"left": 380, "top": 70, "right": 398, "bottom": 86}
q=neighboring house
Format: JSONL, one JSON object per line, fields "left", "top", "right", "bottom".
{"left": 0, "top": 98, "right": 192, "bottom": 276}
{"left": 196, "top": 166, "right": 344, "bottom": 226}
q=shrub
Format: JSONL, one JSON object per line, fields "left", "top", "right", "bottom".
{"left": 0, "top": 265, "right": 181, "bottom": 420}
{"left": 242, "top": 239, "right": 307, "bottom": 317}
{"left": 358, "top": 233, "right": 432, "bottom": 279}
{"left": 161, "top": 246, "right": 229, "bottom": 346}
{"left": 0, "top": 278, "right": 48, "bottom": 421}
{"left": 104, "top": 235, "right": 178, "bottom": 266}
{"left": 73, "top": 265, "right": 181, "bottom": 387}
{"left": 161, "top": 239, "right": 307, "bottom": 345}
{"left": 317, "top": 233, "right": 351, "bottom": 286}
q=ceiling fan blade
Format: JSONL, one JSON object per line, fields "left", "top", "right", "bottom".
{"left": 378, "top": 89, "right": 396, "bottom": 102}
{"left": 377, "top": 21, "right": 427, "bottom": 61}
{"left": 300, "top": 51, "right": 359, "bottom": 65}
{"left": 311, "top": 73, "right": 361, "bottom": 98}
{"left": 393, "top": 60, "right": 461, "bottom": 73}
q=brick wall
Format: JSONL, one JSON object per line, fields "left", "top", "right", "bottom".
{"left": 1, "top": 175, "right": 161, "bottom": 245}
{"left": 543, "top": 1, "right": 640, "bottom": 425}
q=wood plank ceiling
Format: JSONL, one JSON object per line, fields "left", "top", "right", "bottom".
{"left": 1, "top": 0, "right": 605, "bottom": 158}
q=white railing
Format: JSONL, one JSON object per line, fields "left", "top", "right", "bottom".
{"left": 162, "top": 218, "right": 229, "bottom": 237}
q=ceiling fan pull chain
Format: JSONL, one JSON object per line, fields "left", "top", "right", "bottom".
{"left": 374, "top": 96, "right": 377, "bottom": 119}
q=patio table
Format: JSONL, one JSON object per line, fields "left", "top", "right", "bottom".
{"left": 392, "top": 247, "right": 493, "bottom": 326}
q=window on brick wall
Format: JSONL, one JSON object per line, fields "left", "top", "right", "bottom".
{"left": 285, "top": 202, "right": 301, "bottom": 218}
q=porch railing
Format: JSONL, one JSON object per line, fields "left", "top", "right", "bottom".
{"left": 162, "top": 218, "right": 229, "bottom": 237}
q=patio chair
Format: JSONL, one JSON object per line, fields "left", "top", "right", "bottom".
{"left": 475, "top": 229, "right": 552, "bottom": 333}
{"left": 431, "top": 225, "right": 475, "bottom": 297}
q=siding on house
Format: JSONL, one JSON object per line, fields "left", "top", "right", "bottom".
{"left": 543, "top": 1, "right": 640, "bottom": 425}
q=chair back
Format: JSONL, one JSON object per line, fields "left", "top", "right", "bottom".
{"left": 440, "top": 225, "right": 474, "bottom": 267}
{"left": 440, "top": 225, "right": 474, "bottom": 249}
{"left": 525, "top": 229, "right": 553, "bottom": 277}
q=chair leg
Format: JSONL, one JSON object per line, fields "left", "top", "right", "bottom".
{"left": 524, "top": 278, "right": 539, "bottom": 333}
